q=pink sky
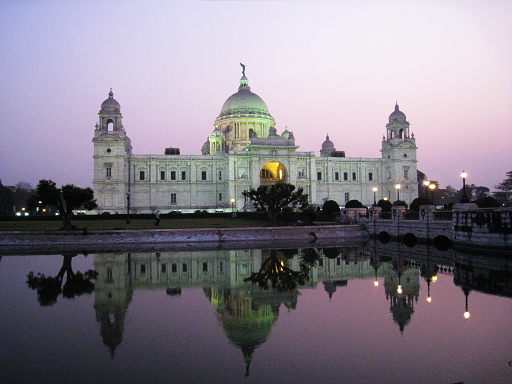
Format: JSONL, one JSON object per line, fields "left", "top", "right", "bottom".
{"left": 1, "top": 1, "right": 511, "bottom": 191}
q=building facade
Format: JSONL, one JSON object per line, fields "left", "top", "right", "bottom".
{"left": 92, "top": 69, "right": 418, "bottom": 214}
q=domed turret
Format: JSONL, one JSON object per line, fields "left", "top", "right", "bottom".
{"left": 320, "top": 134, "right": 336, "bottom": 157}
{"left": 101, "top": 89, "right": 121, "bottom": 113}
{"left": 389, "top": 103, "right": 406, "bottom": 123}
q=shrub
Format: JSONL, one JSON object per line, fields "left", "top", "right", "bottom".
{"left": 377, "top": 199, "right": 392, "bottom": 212}
{"left": 345, "top": 199, "right": 364, "bottom": 208}
{"left": 409, "top": 197, "right": 432, "bottom": 211}
{"left": 322, "top": 200, "right": 340, "bottom": 214}
{"left": 475, "top": 196, "right": 500, "bottom": 208}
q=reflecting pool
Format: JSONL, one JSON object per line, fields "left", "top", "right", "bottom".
{"left": 1, "top": 241, "right": 511, "bottom": 384}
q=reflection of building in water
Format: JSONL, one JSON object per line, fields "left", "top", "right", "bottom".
{"left": 204, "top": 286, "right": 298, "bottom": 377}
{"left": 383, "top": 257, "right": 420, "bottom": 334}
{"left": 315, "top": 247, "right": 393, "bottom": 300}
{"left": 93, "top": 253, "right": 133, "bottom": 358}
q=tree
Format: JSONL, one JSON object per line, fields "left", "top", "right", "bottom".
{"left": 242, "top": 183, "right": 309, "bottom": 213}
{"left": 33, "top": 179, "right": 97, "bottom": 230}
{"left": 493, "top": 171, "right": 512, "bottom": 206}
{"left": 377, "top": 199, "right": 393, "bottom": 212}
{"left": 0, "top": 180, "right": 14, "bottom": 214}
{"left": 345, "top": 199, "right": 364, "bottom": 208}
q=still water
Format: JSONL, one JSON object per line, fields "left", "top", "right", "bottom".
{"left": 1, "top": 241, "right": 511, "bottom": 384}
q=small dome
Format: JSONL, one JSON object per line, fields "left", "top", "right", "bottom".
{"left": 201, "top": 138, "right": 210, "bottom": 154}
{"left": 210, "top": 128, "right": 222, "bottom": 138}
{"left": 389, "top": 103, "right": 406, "bottom": 123}
{"left": 101, "top": 89, "right": 120, "bottom": 113}
{"left": 322, "top": 134, "right": 335, "bottom": 150}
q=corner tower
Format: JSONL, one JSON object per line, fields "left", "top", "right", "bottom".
{"left": 381, "top": 103, "right": 418, "bottom": 202}
{"left": 92, "top": 89, "right": 132, "bottom": 212}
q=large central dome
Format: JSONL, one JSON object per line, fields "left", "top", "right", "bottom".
{"left": 218, "top": 76, "right": 270, "bottom": 117}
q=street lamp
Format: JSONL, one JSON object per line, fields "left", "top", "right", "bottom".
{"left": 423, "top": 180, "right": 430, "bottom": 199}
{"left": 126, "top": 192, "right": 131, "bottom": 224}
{"left": 429, "top": 183, "right": 436, "bottom": 204}
{"left": 460, "top": 171, "right": 469, "bottom": 203}
{"left": 231, "top": 198, "right": 235, "bottom": 213}
{"left": 372, "top": 186, "right": 377, "bottom": 206}
{"left": 395, "top": 183, "right": 400, "bottom": 202}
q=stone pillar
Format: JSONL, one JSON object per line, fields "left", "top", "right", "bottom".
{"left": 340, "top": 208, "right": 368, "bottom": 224}
{"left": 391, "top": 206, "right": 406, "bottom": 220}
{"left": 369, "top": 206, "right": 382, "bottom": 220}
{"left": 419, "top": 205, "right": 436, "bottom": 221}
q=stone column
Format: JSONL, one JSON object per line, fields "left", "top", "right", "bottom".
{"left": 419, "top": 205, "right": 436, "bottom": 221}
{"left": 391, "top": 206, "right": 406, "bottom": 220}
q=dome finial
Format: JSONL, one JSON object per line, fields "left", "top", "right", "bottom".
{"left": 240, "top": 62, "right": 246, "bottom": 76}
{"left": 395, "top": 101, "right": 399, "bottom": 111}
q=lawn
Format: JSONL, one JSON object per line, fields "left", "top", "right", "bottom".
{"left": 0, "top": 217, "right": 271, "bottom": 231}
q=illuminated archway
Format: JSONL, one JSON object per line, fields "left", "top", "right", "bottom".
{"left": 260, "top": 161, "right": 287, "bottom": 185}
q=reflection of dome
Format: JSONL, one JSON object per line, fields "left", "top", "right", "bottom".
{"left": 101, "top": 89, "right": 121, "bottom": 113}
{"left": 389, "top": 103, "right": 406, "bottom": 123}
{"left": 218, "top": 76, "right": 271, "bottom": 117}
{"left": 204, "top": 286, "right": 297, "bottom": 377}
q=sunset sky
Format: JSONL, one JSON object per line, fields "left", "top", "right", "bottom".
{"left": 1, "top": 0, "right": 511, "bottom": 192}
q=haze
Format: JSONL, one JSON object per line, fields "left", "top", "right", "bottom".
{"left": 1, "top": 0, "right": 511, "bottom": 191}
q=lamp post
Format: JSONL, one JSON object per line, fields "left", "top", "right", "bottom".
{"left": 231, "top": 198, "right": 235, "bottom": 213}
{"left": 126, "top": 192, "right": 131, "bottom": 224}
{"left": 429, "top": 183, "right": 436, "bottom": 204}
{"left": 460, "top": 171, "right": 469, "bottom": 203}
{"left": 424, "top": 180, "right": 430, "bottom": 199}
{"left": 372, "top": 186, "right": 377, "bottom": 206}
{"left": 395, "top": 183, "right": 400, "bottom": 202}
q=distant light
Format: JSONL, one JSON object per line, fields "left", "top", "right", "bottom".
{"left": 372, "top": 186, "right": 377, "bottom": 192}
{"left": 24, "top": 212, "right": 29, "bottom": 216}
{"left": 21, "top": 207, "right": 25, "bottom": 211}
{"left": 16, "top": 212, "right": 21, "bottom": 216}
{"left": 374, "top": 280, "right": 379, "bottom": 287}
{"left": 432, "top": 275, "right": 438, "bottom": 282}
{"left": 424, "top": 180, "right": 430, "bottom": 186}
{"left": 397, "top": 285, "right": 402, "bottom": 294}
{"left": 427, "top": 296, "right": 432, "bottom": 304}
{"left": 55, "top": 213, "right": 60, "bottom": 216}
{"left": 464, "top": 311, "right": 470, "bottom": 320}
{"left": 395, "top": 184, "right": 401, "bottom": 190}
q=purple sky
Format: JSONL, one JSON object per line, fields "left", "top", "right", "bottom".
{"left": 1, "top": 1, "right": 511, "bottom": 191}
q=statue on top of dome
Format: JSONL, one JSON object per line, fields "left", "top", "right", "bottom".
{"left": 240, "top": 62, "right": 246, "bottom": 76}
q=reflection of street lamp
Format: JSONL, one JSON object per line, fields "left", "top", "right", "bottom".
{"left": 231, "top": 198, "right": 235, "bottom": 213}
{"left": 126, "top": 192, "right": 131, "bottom": 224}
{"left": 460, "top": 171, "right": 469, "bottom": 203}
{"left": 429, "top": 183, "right": 436, "bottom": 204}
{"left": 395, "top": 183, "right": 400, "bottom": 202}
{"left": 463, "top": 287, "right": 470, "bottom": 320}
{"left": 372, "top": 186, "right": 377, "bottom": 206}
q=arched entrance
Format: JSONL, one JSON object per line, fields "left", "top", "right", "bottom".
{"left": 260, "top": 161, "right": 287, "bottom": 185}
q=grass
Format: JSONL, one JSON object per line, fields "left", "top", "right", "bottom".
{"left": 0, "top": 217, "right": 271, "bottom": 231}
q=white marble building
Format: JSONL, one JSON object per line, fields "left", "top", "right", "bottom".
{"left": 92, "top": 68, "right": 418, "bottom": 214}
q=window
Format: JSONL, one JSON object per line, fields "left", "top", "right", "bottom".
{"left": 319, "top": 258, "right": 324, "bottom": 267}
{"left": 368, "top": 172, "right": 373, "bottom": 181}
{"left": 106, "top": 167, "right": 112, "bottom": 178}
{"left": 139, "top": 170, "right": 145, "bottom": 181}
{"left": 140, "top": 264, "right": 146, "bottom": 274}
{"left": 161, "top": 264, "right": 166, "bottom": 273}
{"left": 218, "top": 171, "right": 222, "bottom": 180}
{"left": 219, "top": 193, "right": 222, "bottom": 201}
{"left": 182, "top": 263, "right": 187, "bottom": 273}
{"left": 404, "top": 170, "right": 409, "bottom": 179}
{"left": 170, "top": 171, "right": 176, "bottom": 181}
{"left": 172, "top": 263, "right": 177, "bottom": 273}
{"left": 171, "top": 193, "right": 177, "bottom": 205}
{"left": 336, "top": 257, "right": 341, "bottom": 266}
{"left": 352, "top": 172, "right": 356, "bottom": 181}
{"left": 345, "top": 192, "right": 350, "bottom": 202}
{"left": 201, "top": 171, "right": 207, "bottom": 181}
{"left": 343, "top": 172, "right": 348, "bottom": 181}
{"left": 335, "top": 172, "right": 339, "bottom": 181}
{"left": 106, "top": 268, "right": 113, "bottom": 279}
{"left": 181, "top": 170, "right": 186, "bottom": 181}
{"left": 160, "top": 170, "right": 165, "bottom": 181}
{"left": 220, "top": 262, "right": 223, "bottom": 272}
{"left": 298, "top": 169, "right": 305, "bottom": 178}
{"left": 202, "top": 262, "right": 208, "bottom": 272}
{"left": 317, "top": 172, "right": 322, "bottom": 181}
